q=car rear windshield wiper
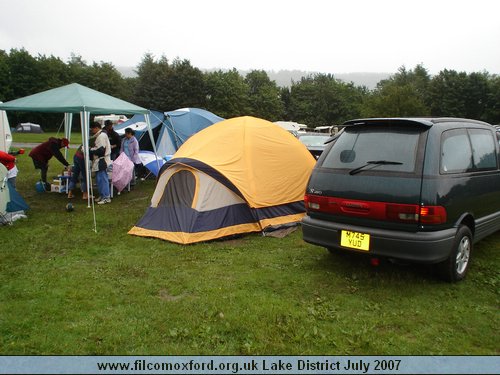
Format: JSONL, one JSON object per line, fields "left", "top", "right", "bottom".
{"left": 349, "top": 160, "right": 403, "bottom": 175}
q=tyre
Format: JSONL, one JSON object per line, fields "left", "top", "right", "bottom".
{"left": 439, "top": 225, "right": 473, "bottom": 282}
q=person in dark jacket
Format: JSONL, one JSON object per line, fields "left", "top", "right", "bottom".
{"left": 104, "top": 120, "right": 121, "bottom": 161}
{"left": 29, "top": 137, "right": 70, "bottom": 188}
{"left": 67, "top": 145, "right": 89, "bottom": 200}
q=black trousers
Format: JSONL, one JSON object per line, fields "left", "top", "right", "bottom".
{"left": 31, "top": 158, "right": 48, "bottom": 183}
{"left": 134, "top": 163, "right": 147, "bottom": 178}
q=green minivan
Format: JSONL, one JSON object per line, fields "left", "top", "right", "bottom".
{"left": 302, "top": 118, "right": 500, "bottom": 281}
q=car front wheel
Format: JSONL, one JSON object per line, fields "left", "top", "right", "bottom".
{"left": 439, "top": 225, "right": 472, "bottom": 282}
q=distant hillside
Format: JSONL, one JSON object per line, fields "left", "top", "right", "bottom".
{"left": 259, "top": 70, "right": 391, "bottom": 90}
{"left": 116, "top": 66, "right": 390, "bottom": 90}
{"left": 117, "top": 66, "right": 137, "bottom": 78}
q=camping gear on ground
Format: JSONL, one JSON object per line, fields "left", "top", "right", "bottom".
{"left": 115, "top": 108, "right": 223, "bottom": 158}
{"left": 129, "top": 116, "right": 316, "bottom": 244}
{"left": 111, "top": 153, "right": 134, "bottom": 193}
{"left": 49, "top": 174, "right": 70, "bottom": 193}
{"left": 0, "top": 164, "right": 29, "bottom": 225}
{"left": 35, "top": 181, "right": 49, "bottom": 192}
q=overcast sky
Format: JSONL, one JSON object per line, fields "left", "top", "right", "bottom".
{"left": 1, "top": 0, "right": 499, "bottom": 75}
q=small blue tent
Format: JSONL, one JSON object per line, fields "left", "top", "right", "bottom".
{"left": 115, "top": 108, "right": 223, "bottom": 158}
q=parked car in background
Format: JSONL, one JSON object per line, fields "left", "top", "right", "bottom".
{"left": 297, "top": 133, "right": 331, "bottom": 159}
{"left": 94, "top": 114, "right": 128, "bottom": 126}
{"left": 302, "top": 117, "right": 500, "bottom": 282}
{"left": 275, "top": 121, "right": 308, "bottom": 137}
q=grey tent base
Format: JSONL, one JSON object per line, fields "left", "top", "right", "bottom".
{"left": 262, "top": 223, "right": 299, "bottom": 238}
{"left": 0, "top": 210, "right": 27, "bottom": 225}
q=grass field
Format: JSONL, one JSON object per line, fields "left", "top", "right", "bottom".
{"left": 0, "top": 134, "right": 498, "bottom": 355}
{"left": 10, "top": 131, "right": 83, "bottom": 146}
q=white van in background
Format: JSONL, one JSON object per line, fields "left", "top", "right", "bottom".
{"left": 94, "top": 114, "right": 128, "bottom": 126}
{"left": 0, "top": 105, "right": 12, "bottom": 153}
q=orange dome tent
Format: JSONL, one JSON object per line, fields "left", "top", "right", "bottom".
{"left": 129, "top": 116, "right": 316, "bottom": 244}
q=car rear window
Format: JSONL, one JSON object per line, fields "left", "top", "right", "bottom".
{"left": 320, "top": 126, "right": 421, "bottom": 173}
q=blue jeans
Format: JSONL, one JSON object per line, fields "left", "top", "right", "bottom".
{"left": 68, "top": 156, "right": 87, "bottom": 193}
{"left": 96, "top": 170, "right": 110, "bottom": 199}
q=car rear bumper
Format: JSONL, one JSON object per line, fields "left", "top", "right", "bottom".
{"left": 302, "top": 216, "right": 457, "bottom": 263}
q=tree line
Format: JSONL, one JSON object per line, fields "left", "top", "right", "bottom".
{"left": 1, "top": 48, "right": 499, "bottom": 129}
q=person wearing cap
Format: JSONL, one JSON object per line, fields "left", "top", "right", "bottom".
{"left": 89, "top": 121, "right": 112, "bottom": 205}
{"left": 29, "top": 137, "right": 70, "bottom": 189}
{"left": 103, "top": 120, "right": 121, "bottom": 161}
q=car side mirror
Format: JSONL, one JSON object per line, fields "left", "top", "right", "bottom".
{"left": 340, "top": 150, "right": 356, "bottom": 163}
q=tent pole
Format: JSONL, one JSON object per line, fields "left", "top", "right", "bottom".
{"left": 166, "top": 113, "right": 185, "bottom": 148}
{"left": 145, "top": 113, "right": 160, "bottom": 173}
{"left": 155, "top": 114, "right": 177, "bottom": 157}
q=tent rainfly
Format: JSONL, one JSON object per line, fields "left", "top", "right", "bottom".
{"left": 129, "top": 116, "right": 316, "bottom": 244}
{"left": 0, "top": 83, "right": 158, "bottom": 231}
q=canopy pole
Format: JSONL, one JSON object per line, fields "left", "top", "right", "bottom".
{"left": 81, "top": 110, "right": 97, "bottom": 233}
{"left": 64, "top": 113, "right": 73, "bottom": 160}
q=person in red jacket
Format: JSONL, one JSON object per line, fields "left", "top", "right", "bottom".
{"left": 0, "top": 150, "right": 19, "bottom": 188}
{"left": 29, "top": 137, "right": 70, "bottom": 188}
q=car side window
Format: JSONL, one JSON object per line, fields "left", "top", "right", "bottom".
{"left": 441, "top": 128, "right": 497, "bottom": 173}
{"left": 468, "top": 129, "right": 497, "bottom": 170}
{"left": 441, "top": 129, "right": 473, "bottom": 173}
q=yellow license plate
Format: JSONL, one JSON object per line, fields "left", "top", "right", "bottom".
{"left": 340, "top": 230, "right": 370, "bottom": 251}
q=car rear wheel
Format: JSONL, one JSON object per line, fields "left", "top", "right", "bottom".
{"left": 439, "top": 225, "right": 472, "bottom": 282}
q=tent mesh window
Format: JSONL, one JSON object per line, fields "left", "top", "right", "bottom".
{"left": 159, "top": 170, "right": 196, "bottom": 208}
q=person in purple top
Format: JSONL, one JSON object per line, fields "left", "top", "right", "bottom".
{"left": 120, "top": 128, "right": 145, "bottom": 181}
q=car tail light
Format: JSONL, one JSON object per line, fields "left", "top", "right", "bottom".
{"left": 304, "top": 194, "right": 336, "bottom": 213}
{"left": 418, "top": 206, "right": 447, "bottom": 224}
{"left": 305, "top": 194, "right": 447, "bottom": 225}
{"left": 386, "top": 203, "right": 420, "bottom": 222}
